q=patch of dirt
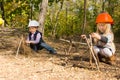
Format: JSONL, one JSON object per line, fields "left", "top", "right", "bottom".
{"left": 0, "top": 28, "right": 120, "bottom": 80}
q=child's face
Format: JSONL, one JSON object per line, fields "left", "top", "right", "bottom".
{"left": 97, "top": 23, "right": 107, "bottom": 33}
{"left": 29, "top": 27, "right": 37, "bottom": 33}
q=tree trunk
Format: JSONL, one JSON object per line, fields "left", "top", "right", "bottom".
{"left": 38, "top": 0, "right": 48, "bottom": 37}
{"left": 102, "top": 0, "right": 106, "bottom": 12}
{"left": 53, "top": 0, "right": 64, "bottom": 37}
{"left": 81, "top": 0, "right": 87, "bottom": 34}
{"left": 30, "top": 0, "right": 33, "bottom": 20}
{"left": 107, "top": 0, "right": 114, "bottom": 16}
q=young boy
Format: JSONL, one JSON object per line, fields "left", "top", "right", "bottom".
{"left": 26, "top": 20, "right": 57, "bottom": 54}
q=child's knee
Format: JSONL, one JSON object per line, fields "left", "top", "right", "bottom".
{"left": 93, "top": 46, "right": 100, "bottom": 54}
{"left": 103, "top": 48, "right": 113, "bottom": 57}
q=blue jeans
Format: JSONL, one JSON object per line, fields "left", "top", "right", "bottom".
{"left": 30, "top": 42, "right": 57, "bottom": 54}
{"left": 40, "top": 43, "right": 57, "bottom": 54}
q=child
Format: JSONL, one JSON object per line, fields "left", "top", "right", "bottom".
{"left": 81, "top": 12, "right": 116, "bottom": 65}
{"left": 26, "top": 20, "right": 57, "bottom": 54}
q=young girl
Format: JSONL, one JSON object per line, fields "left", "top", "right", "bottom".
{"left": 26, "top": 20, "right": 57, "bottom": 54}
{"left": 82, "top": 12, "right": 116, "bottom": 65}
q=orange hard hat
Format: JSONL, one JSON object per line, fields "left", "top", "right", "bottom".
{"left": 96, "top": 12, "right": 113, "bottom": 24}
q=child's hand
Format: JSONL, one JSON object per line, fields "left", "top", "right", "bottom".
{"left": 26, "top": 40, "right": 31, "bottom": 44}
{"left": 26, "top": 41, "right": 34, "bottom": 44}
{"left": 91, "top": 33, "right": 101, "bottom": 40}
{"left": 81, "top": 34, "right": 86, "bottom": 39}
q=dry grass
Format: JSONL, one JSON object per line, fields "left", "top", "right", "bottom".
{"left": 0, "top": 28, "right": 119, "bottom": 80}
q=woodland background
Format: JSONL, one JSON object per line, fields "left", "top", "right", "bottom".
{"left": 0, "top": 0, "right": 120, "bottom": 80}
{"left": 0, "top": 0, "right": 120, "bottom": 40}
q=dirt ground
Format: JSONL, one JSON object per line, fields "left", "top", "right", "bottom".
{"left": 0, "top": 28, "right": 120, "bottom": 80}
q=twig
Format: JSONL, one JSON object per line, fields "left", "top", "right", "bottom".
{"left": 89, "top": 35, "right": 93, "bottom": 65}
{"left": 60, "top": 38, "right": 87, "bottom": 45}
{"left": 16, "top": 35, "right": 23, "bottom": 57}
{"left": 68, "top": 39, "right": 72, "bottom": 54}
{"left": 85, "top": 35, "right": 100, "bottom": 71}
{"left": 90, "top": 35, "right": 100, "bottom": 65}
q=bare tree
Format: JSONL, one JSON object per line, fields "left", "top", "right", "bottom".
{"left": 38, "top": 0, "right": 48, "bottom": 37}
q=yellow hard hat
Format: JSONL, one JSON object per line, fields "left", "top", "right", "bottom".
{"left": 0, "top": 18, "right": 4, "bottom": 25}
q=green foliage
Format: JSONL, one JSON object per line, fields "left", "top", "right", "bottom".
{"left": 1, "top": 0, "right": 120, "bottom": 39}
{"left": 40, "top": 0, "right": 120, "bottom": 38}
{"left": 2, "top": 0, "right": 41, "bottom": 28}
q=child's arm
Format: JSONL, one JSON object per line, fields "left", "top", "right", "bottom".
{"left": 91, "top": 33, "right": 101, "bottom": 40}
{"left": 26, "top": 33, "right": 41, "bottom": 44}
{"left": 91, "top": 33, "right": 108, "bottom": 43}
{"left": 26, "top": 37, "right": 30, "bottom": 43}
